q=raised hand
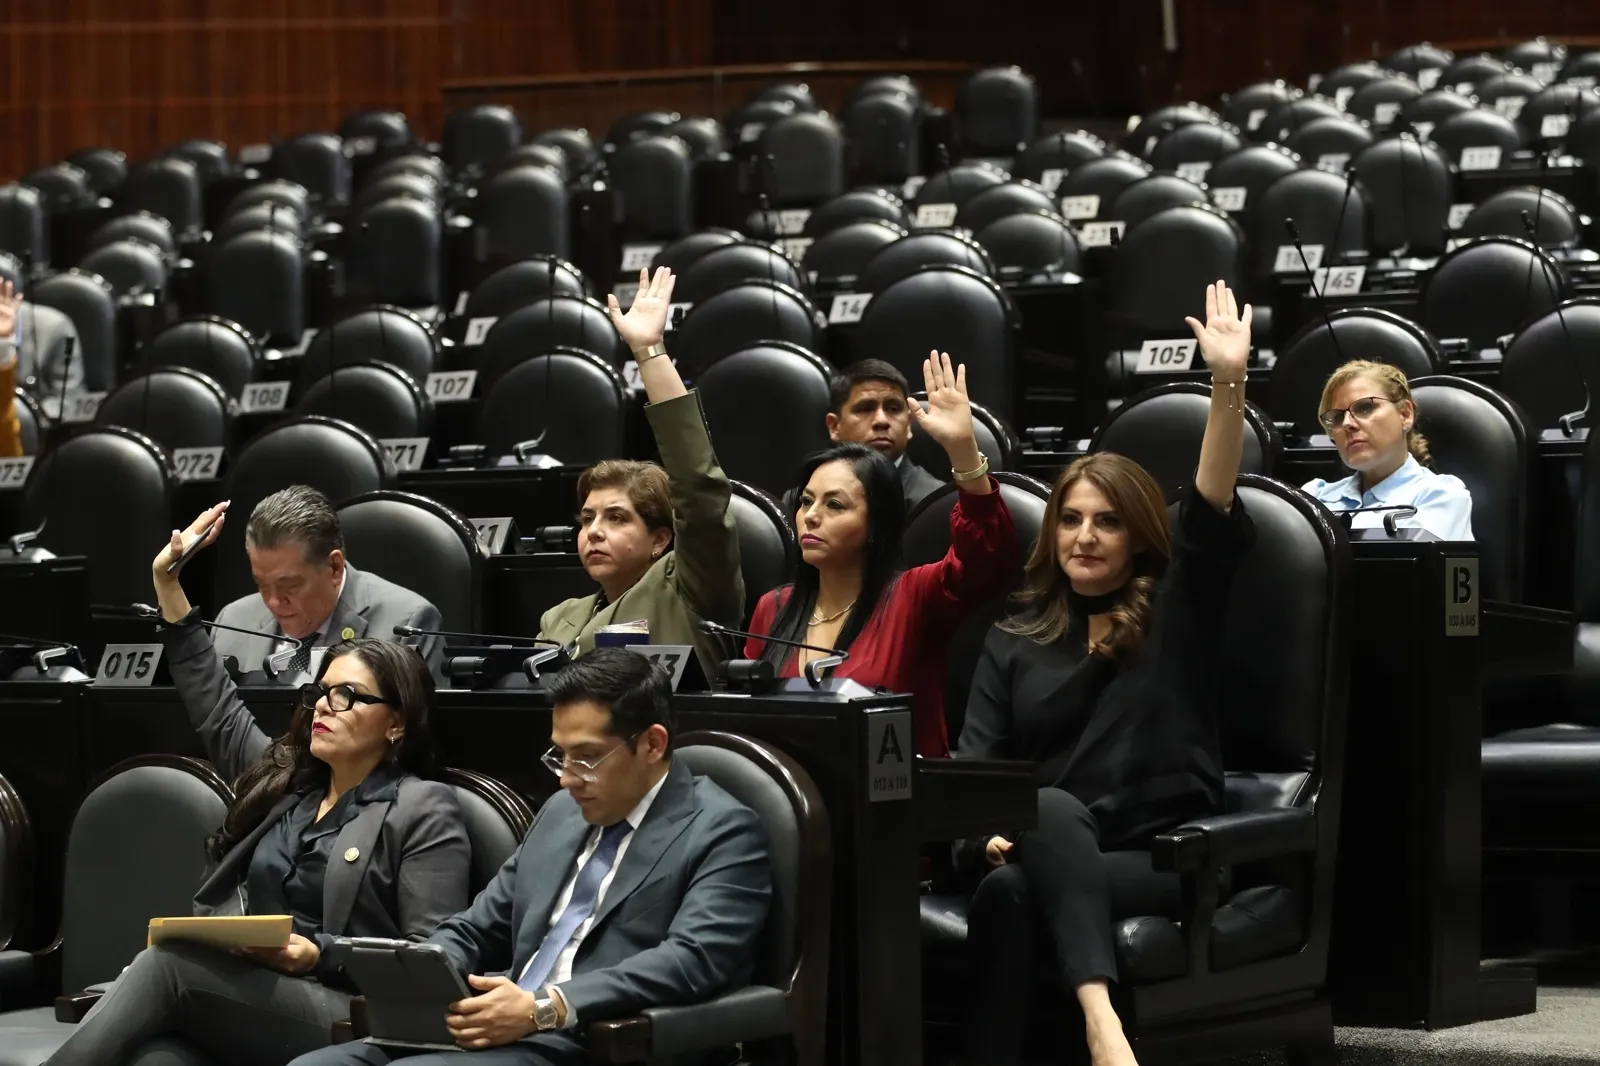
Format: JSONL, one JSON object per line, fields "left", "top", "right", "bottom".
{"left": 908, "top": 351, "right": 975, "bottom": 452}
{"left": 0, "top": 280, "right": 21, "bottom": 346}
{"left": 606, "top": 266, "right": 676, "bottom": 354}
{"left": 153, "top": 500, "right": 229, "bottom": 587}
{"left": 1184, "top": 280, "right": 1252, "bottom": 384}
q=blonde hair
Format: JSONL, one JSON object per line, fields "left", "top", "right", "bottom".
{"left": 1000, "top": 453, "right": 1172, "bottom": 659}
{"left": 1317, "top": 360, "right": 1432, "bottom": 467}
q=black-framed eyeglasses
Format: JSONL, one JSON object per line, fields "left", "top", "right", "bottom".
{"left": 1318, "top": 395, "right": 1391, "bottom": 431}
{"left": 298, "top": 682, "right": 390, "bottom": 713}
{"left": 540, "top": 733, "right": 642, "bottom": 783}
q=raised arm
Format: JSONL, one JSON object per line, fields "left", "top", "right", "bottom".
{"left": 607, "top": 267, "right": 743, "bottom": 623}
{"left": 151, "top": 501, "right": 274, "bottom": 780}
{"left": 1184, "top": 281, "right": 1252, "bottom": 513}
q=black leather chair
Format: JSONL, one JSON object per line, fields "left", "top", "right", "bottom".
{"left": 1149, "top": 121, "right": 1244, "bottom": 174}
{"left": 1270, "top": 309, "right": 1446, "bottom": 437}
{"left": 65, "top": 147, "right": 128, "bottom": 198}
{"left": 760, "top": 114, "right": 844, "bottom": 207}
{"left": 474, "top": 164, "right": 569, "bottom": 262}
{"left": 0, "top": 756, "right": 230, "bottom": 1059}
{"left": 955, "top": 182, "right": 1061, "bottom": 235}
{"left": 676, "top": 243, "right": 806, "bottom": 306}
{"left": 608, "top": 111, "right": 680, "bottom": 147}
{"left": 956, "top": 66, "right": 1039, "bottom": 156}
{"left": 802, "top": 189, "right": 908, "bottom": 238}
{"left": 215, "top": 416, "right": 392, "bottom": 606}
{"left": 272, "top": 132, "right": 352, "bottom": 205}
{"left": 32, "top": 269, "right": 119, "bottom": 392}
{"left": 462, "top": 257, "right": 589, "bottom": 320}
{"left": 1430, "top": 108, "right": 1525, "bottom": 170}
{"left": 124, "top": 157, "right": 204, "bottom": 238}
{"left": 854, "top": 265, "right": 1017, "bottom": 424}
{"left": 296, "top": 306, "right": 438, "bottom": 392}
{"left": 337, "top": 491, "right": 483, "bottom": 633}
{"left": 913, "top": 163, "right": 1010, "bottom": 212}
{"left": 1056, "top": 157, "right": 1151, "bottom": 224}
{"left": 138, "top": 316, "right": 260, "bottom": 399}
{"left": 1252, "top": 169, "right": 1372, "bottom": 281}
{"left": 346, "top": 197, "right": 443, "bottom": 309}
{"left": 1347, "top": 77, "right": 1422, "bottom": 131}
{"left": 922, "top": 476, "right": 1352, "bottom": 1066}
{"left": 532, "top": 128, "right": 598, "bottom": 175}
{"left": 1460, "top": 187, "right": 1581, "bottom": 249}
{"left": 1012, "top": 130, "right": 1108, "bottom": 186}
{"left": 213, "top": 205, "right": 306, "bottom": 247}
{"left": 294, "top": 361, "right": 433, "bottom": 441}
{"left": 1107, "top": 205, "right": 1242, "bottom": 346}
{"left": 13, "top": 389, "right": 44, "bottom": 456}
{"left": 476, "top": 348, "right": 629, "bottom": 464}
{"left": 351, "top": 173, "right": 442, "bottom": 218}
{"left": 443, "top": 104, "right": 522, "bottom": 177}
{"left": 1349, "top": 136, "right": 1453, "bottom": 256}
{"left": 1088, "top": 383, "right": 1280, "bottom": 501}
{"left": 610, "top": 136, "right": 695, "bottom": 242}
{"left": 78, "top": 239, "right": 168, "bottom": 300}
{"left": 900, "top": 474, "right": 1048, "bottom": 737}
{"left": 1419, "top": 237, "right": 1567, "bottom": 351}
{"left": 165, "top": 139, "right": 231, "bottom": 185}
{"left": 974, "top": 212, "right": 1081, "bottom": 278}
{"left": 728, "top": 483, "right": 795, "bottom": 619}
{"left": 801, "top": 219, "right": 907, "bottom": 288}
{"left": 660, "top": 118, "right": 724, "bottom": 162}
{"left": 1498, "top": 299, "right": 1600, "bottom": 433}
{"left": 96, "top": 367, "right": 232, "bottom": 454}
{"left": 364, "top": 153, "right": 446, "bottom": 192}
{"left": 906, "top": 394, "right": 1019, "bottom": 477}
{"left": 695, "top": 342, "right": 833, "bottom": 498}
{"left": 1110, "top": 174, "right": 1212, "bottom": 232}
{"left": 587, "top": 732, "right": 830, "bottom": 1066}
{"left": 857, "top": 231, "right": 994, "bottom": 294}
{"left": 673, "top": 283, "right": 823, "bottom": 379}
{"left": 87, "top": 212, "right": 177, "bottom": 259}
{"left": 1410, "top": 376, "right": 1532, "bottom": 601}
{"left": 841, "top": 91, "right": 921, "bottom": 186}
{"left": 206, "top": 230, "right": 306, "bottom": 348}
{"left": 1220, "top": 81, "right": 1298, "bottom": 138}
{"left": 649, "top": 230, "right": 744, "bottom": 279}
{"left": 23, "top": 164, "right": 93, "bottom": 213}
{"left": 340, "top": 109, "right": 413, "bottom": 151}
{"left": 21, "top": 427, "right": 173, "bottom": 608}
{"left": 1126, "top": 104, "right": 1221, "bottom": 158}
{"left": 0, "top": 185, "right": 48, "bottom": 268}
{"left": 478, "top": 296, "right": 629, "bottom": 383}
{"left": 225, "top": 180, "right": 313, "bottom": 227}
{"left": 1283, "top": 117, "right": 1374, "bottom": 170}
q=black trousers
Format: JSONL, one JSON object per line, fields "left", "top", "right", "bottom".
{"left": 964, "top": 788, "right": 1182, "bottom": 1066}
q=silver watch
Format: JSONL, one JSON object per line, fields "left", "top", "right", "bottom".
{"left": 533, "top": 991, "right": 561, "bottom": 1031}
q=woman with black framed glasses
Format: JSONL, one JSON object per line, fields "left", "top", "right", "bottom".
{"left": 42, "top": 502, "right": 472, "bottom": 1066}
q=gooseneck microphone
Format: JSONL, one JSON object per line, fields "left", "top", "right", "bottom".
{"left": 1285, "top": 218, "right": 1349, "bottom": 368}
{"left": 391, "top": 624, "right": 563, "bottom": 648}
{"left": 129, "top": 602, "right": 306, "bottom": 678}
{"left": 1519, "top": 208, "right": 1587, "bottom": 433}
{"left": 1336, "top": 504, "right": 1422, "bottom": 537}
{"left": 697, "top": 619, "right": 849, "bottom": 686}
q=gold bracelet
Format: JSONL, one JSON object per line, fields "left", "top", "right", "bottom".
{"left": 1213, "top": 374, "right": 1246, "bottom": 412}
{"left": 633, "top": 342, "right": 668, "bottom": 363}
{"left": 952, "top": 453, "right": 990, "bottom": 482}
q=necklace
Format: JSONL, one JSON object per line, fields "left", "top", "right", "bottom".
{"left": 810, "top": 598, "right": 857, "bottom": 625}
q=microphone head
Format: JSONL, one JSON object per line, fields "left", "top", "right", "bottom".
{"left": 1284, "top": 218, "right": 1302, "bottom": 243}
{"left": 696, "top": 620, "right": 722, "bottom": 635}
{"left": 1520, "top": 209, "right": 1537, "bottom": 236}
{"left": 392, "top": 624, "right": 418, "bottom": 637}
{"left": 131, "top": 602, "right": 159, "bottom": 619}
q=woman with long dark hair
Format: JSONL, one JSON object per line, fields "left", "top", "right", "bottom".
{"left": 743, "top": 351, "right": 1018, "bottom": 756}
{"left": 956, "top": 281, "right": 1256, "bottom": 1066}
{"left": 43, "top": 501, "right": 471, "bottom": 1066}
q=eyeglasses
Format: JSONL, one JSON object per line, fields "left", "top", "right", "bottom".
{"left": 298, "top": 682, "right": 390, "bottom": 713}
{"left": 540, "top": 734, "right": 640, "bottom": 783}
{"left": 1318, "top": 396, "right": 1391, "bottom": 431}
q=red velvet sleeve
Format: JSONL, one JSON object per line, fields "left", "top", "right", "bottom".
{"left": 896, "top": 482, "right": 1019, "bottom": 627}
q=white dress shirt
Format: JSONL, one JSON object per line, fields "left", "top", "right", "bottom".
{"left": 522, "top": 769, "right": 669, "bottom": 1027}
{"left": 272, "top": 570, "right": 347, "bottom": 681}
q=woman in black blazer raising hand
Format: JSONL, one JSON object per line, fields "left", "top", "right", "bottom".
{"left": 44, "top": 501, "right": 471, "bottom": 1066}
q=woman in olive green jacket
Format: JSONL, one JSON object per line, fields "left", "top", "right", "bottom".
{"left": 536, "top": 266, "right": 744, "bottom": 677}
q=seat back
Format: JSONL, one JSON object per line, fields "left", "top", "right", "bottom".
{"left": 760, "top": 114, "right": 844, "bottom": 206}
{"left": 1271, "top": 309, "right": 1445, "bottom": 435}
{"left": 973, "top": 213, "right": 1080, "bottom": 278}
{"left": 206, "top": 230, "right": 305, "bottom": 347}
{"left": 216, "top": 417, "right": 391, "bottom": 605}
{"left": 802, "top": 220, "right": 907, "bottom": 289}
{"left": 674, "top": 284, "right": 822, "bottom": 379}
{"left": 1108, "top": 205, "right": 1241, "bottom": 341}
{"left": 32, "top": 270, "right": 119, "bottom": 391}
{"left": 661, "top": 117, "right": 725, "bottom": 162}
{"left": 443, "top": 104, "right": 523, "bottom": 176}
{"left": 677, "top": 243, "right": 806, "bottom": 306}
{"left": 859, "top": 231, "right": 994, "bottom": 294}
{"left": 479, "top": 297, "right": 628, "bottom": 385}
{"left": 1254, "top": 169, "right": 1371, "bottom": 279}
{"left": 842, "top": 91, "right": 921, "bottom": 185}
{"left": 1282, "top": 117, "right": 1374, "bottom": 171}
{"left": 1221, "top": 81, "right": 1298, "bottom": 136}
{"left": 1461, "top": 186, "right": 1581, "bottom": 248}
{"left": 1410, "top": 376, "right": 1532, "bottom": 601}
{"left": 803, "top": 189, "right": 908, "bottom": 238}
{"left": 1110, "top": 174, "right": 1210, "bottom": 231}
{"left": 0, "top": 185, "right": 48, "bottom": 267}
{"left": 1349, "top": 137, "right": 1453, "bottom": 255}
{"left": 906, "top": 395, "right": 1019, "bottom": 475}
{"left": 955, "top": 183, "right": 1061, "bottom": 235}
{"left": 532, "top": 129, "right": 598, "bottom": 174}
{"left": 340, "top": 109, "right": 413, "bottom": 150}
{"left": 463, "top": 257, "right": 588, "bottom": 320}
{"left": 1088, "top": 383, "right": 1279, "bottom": 502}
{"left": 96, "top": 367, "right": 232, "bottom": 454}
{"left": 1430, "top": 108, "right": 1524, "bottom": 169}
{"left": 295, "top": 361, "right": 432, "bottom": 441}
{"left": 22, "top": 428, "right": 173, "bottom": 607}
{"left": 80, "top": 239, "right": 169, "bottom": 300}
{"left": 676, "top": 733, "right": 830, "bottom": 1000}
{"left": 696, "top": 343, "right": 833, "bottom": 497}
{"left": 649, "top": 230, "right": 744, "bottom": 279}
{"left": 901, "top": 475, "right": 1048, "bottom": 740}
{"left": 1012, "top": 130, "right": 1107, "bottom": 185}
{"left": 1499, "top": 300, "right": 1600, "bottom": 432}
{"left": 24, "top": 164, "right": 93, "bottom": 213}
{"left": 273, "top": 133, "right": 352, "bottom": 205}
{"left": 0, "top": 771, "right": 32, "bottom": 952}
{"left": 297, "top": 306, "right": 437, "bottom": 390}
{"left": 610, "top": 136, "right": 695, "bottom": 241}
{"left": 1056, "top": 157, "right": 1151, "bottom": 222}
{"left": 1419, "top": 237, "right": 1566, "bottom": 350}
{"left": 956, "top": 66, "right": 1039, "bottom": 155}
{"left": 125, "top": 157, "right": 203, "bottom": 237}
{"left": 477, "top": 349, "right": 628, "bottom": 462}
{"left": 729, "top": 483, "right": 795, "bottom": 618}
{"left": 347, "top": 197, "right": 443, "bottom": 308}
{"left": 337, "top": 491, "right": 482, "bottom": 634}
{"left": 912, "top": 163, "right": 1009, "bottom": 211}
{"left": 214, "top": 205, "right": 306, "bottom": 247}
{"left": 226, "top": 180, "right": 313, "bottom": 226}
{"left": 59, "top": 757, "right": 231, "bottom": 992}
{"left": 1149, "top": 121, "right": 1244, "bottom": 174}
{"left": 88, "top": 212, "right": 177, "bottom": 258}
{"left": 475, "top": 164, "right": 570, "bottom": 262}
{"left": 66, "top": 147, "right": 129, "bottom": 197}
{"left": 139, "top": 316, "right": 260, "bottom": 399}
{"left": 439, "top": 769, "right": 533, "bottom": 895}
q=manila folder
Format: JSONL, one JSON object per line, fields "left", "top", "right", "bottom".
{"left": 147, "top": 915, "right": 293, "bottom": 950}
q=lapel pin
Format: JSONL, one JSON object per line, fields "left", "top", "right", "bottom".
{"left": 341, "top": 626, "right": 356, "bottom": 640}
{"left": 344, "top": 847, "right": 360, "bottom": 862}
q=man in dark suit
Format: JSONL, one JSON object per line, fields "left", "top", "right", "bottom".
{"left": 212, "top": 485, "right": 445, "bottom": 683}
{"left": 784, "top": 359, "right": 946, "bottom": 516}
{"left": 290, "top": 648, "right": 772, "bottom": 1066}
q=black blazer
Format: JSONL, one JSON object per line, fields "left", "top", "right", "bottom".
{"left": 162, "top": 616, "right": 471, "bottom": 981}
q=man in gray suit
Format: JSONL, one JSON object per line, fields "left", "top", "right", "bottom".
{"left": 214, "top": 485, "right": 445, "bottom": 683}
{"left": 290, "top": 648, "right": 772, "bottom": 1065}
{"left": 14, "top": 300, "right": 84, "bottom": 415}
{"left": 784, "top": 358, "right": 946, "bottom": 516}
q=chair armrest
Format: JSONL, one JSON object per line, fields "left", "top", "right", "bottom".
{"left": 53, "top": 990, "right": 103, "bottom": 1023}
{"left": 586, "top": 986, "right": 789, "bottom": 1062}
{"left": 334, "top": 995, "right": 369, "bottom": 1042}
{"left": 1151, "top": 807, "right": 1316, "bottom": 873}
{"left": 0, "top": 949, "right": 35, "bottom": 1003}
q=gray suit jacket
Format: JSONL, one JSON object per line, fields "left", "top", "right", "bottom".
{"left": 161, "top": 618, "right": 472, "bottom": 985}
{"left": 428, "top": 759, "right": 771, "bottom": 1047}
{"left": 15, "top": 302, "right": 84, "bottom": 409}
{"left": 212, "top": 563, "right": 444, "bottom": 684}
{"left": 782, "top": 454, "right": 947, "bottom": 516}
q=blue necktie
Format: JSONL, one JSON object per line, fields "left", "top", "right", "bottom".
{"left": 518, "top": 820, "right": 634, "bottom": 992}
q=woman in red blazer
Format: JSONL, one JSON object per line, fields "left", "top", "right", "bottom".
{"left": 744, "top": 351, "right": 1017, "bottom": 757}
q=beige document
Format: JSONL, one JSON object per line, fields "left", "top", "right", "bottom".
{"left": 147, "top": 915, "right": 293, "bottom": 950}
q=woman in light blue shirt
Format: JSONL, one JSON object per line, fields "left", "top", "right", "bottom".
{"left": 1301, "top": 359, "right": 1475, "bottom": 540}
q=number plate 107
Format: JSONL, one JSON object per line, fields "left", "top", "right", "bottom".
{"left": 95, "top": 644, "right": 164, "bottom": 687}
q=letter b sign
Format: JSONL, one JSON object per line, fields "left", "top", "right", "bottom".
{"left": 1444, "top": 557, "right": 1479, "bottom": 637}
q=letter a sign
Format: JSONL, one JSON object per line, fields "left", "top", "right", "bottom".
{"left": 866, "top": 709, "right": 913, "bottom": 802}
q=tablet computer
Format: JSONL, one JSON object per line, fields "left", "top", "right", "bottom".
{"left": 329, "top": 937, "right": 471, "bottom": 1051}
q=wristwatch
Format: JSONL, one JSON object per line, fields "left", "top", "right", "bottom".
{"left": 532, "top": 990, "right": 561, "bottom": 1031}
{"left": 633, "top": 342, "right": 668, "bottom": 363}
